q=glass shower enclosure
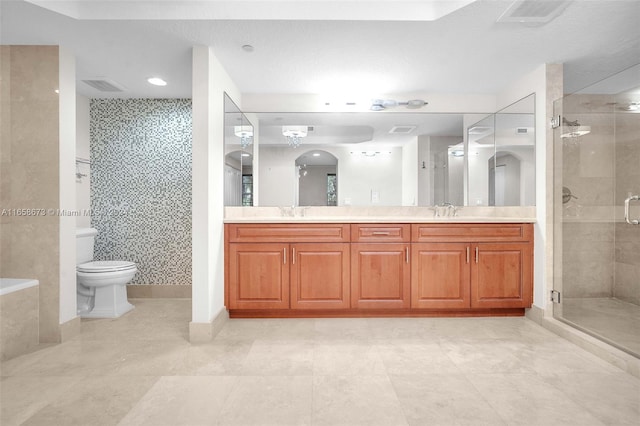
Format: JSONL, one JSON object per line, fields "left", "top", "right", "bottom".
{"left": 553, "top": 64, "right": 640, "bottom": 357}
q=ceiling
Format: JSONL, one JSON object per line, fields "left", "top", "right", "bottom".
{"left": 2, "top": 0, "right": 639, "bottom": 99}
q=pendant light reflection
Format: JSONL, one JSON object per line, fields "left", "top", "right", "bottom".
{"left": 282, "top": 126, "right": 308, "bottom": 148}
{"left": 234, "top": 125, "right": 253, "bottom": 149}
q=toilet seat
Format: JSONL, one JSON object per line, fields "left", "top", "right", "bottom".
{"left": 77, "top": 260, "right": 136, "bottom": 273}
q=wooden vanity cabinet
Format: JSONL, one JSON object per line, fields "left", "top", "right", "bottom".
{"left": 411, "top": 224, "right": 533, "bottom": 310}
{"left": 411, "top": 243, "right": 470, "bottom": 309}
{"left": 350, "top": 224, "right": 411, "bottom": 309}
{"left": 290, "top": 243, "right": 350, "bottom": 309}
{"left": 471, "top": 242, "right": 533, "bottom": 308}
{"left": 225, "top": 222, "right": 533, "bottom": 316}
{"left": 226, "top": 224, "right": 351, "bottom": 311}
{"left": 228, "top": 243, "right": 289, "bottom": 309}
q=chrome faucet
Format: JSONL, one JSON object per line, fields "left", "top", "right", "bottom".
{"left": 431, "top": 202, "right": 459, "bottom": 217}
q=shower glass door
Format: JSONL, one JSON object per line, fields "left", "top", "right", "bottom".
{"left": 553, "top": 65, "right": 640, "bottom": 357}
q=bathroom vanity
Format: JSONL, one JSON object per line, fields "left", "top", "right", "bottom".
{"left": 224, "top": 211, "right": 534, "bottom": 318}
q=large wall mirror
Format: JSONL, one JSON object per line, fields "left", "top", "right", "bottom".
{"left": 223, "top": 93, "right": 535, "bottom": 207}
{"left": 224, "top": 93, "right": 254, "bottom": 206}
{"left": 468, "top": 93, "right": 535, "bottom": 206}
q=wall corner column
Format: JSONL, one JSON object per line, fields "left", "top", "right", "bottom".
{"left": 191, "top": 45, "right": 241, "bottom": 342}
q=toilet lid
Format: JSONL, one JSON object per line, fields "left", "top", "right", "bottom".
{"left": 77, "top": 260, "right": 136, "bottom": 273}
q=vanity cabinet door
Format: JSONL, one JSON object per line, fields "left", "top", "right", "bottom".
{"left": 290, "top": 243, "right": 350, "bottom": 309}
{"left": 228, "top": 243, "right": 290, "bottom": 309}
{"left": 411, "top": 243, "right": 471, "bottom": 309}
{"left": 471, "top": 243, "right": 533, "bottom": 308}
{"left": 351, "top": 243, "right": 411, "bottom": 309}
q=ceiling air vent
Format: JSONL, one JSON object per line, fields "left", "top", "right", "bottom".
{"left": 389, "top": 126, "right": 416, "bottom": 134}
{"left": 497, "top": 0, "right": 571, "bottom": 24}
{"left": 81, "top": 78, "right": 125, "bottom": 92}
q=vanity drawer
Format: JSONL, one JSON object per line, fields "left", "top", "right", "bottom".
{"left": 351, "top": 224, "right": 411, "bottom": 242}
{"left": 411, "top": 223, "right": 532, "bottom": 242}
{"left": 227, "top": 223, "right": 350, "bottom": 243}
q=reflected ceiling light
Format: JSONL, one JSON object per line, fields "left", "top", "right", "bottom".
{"left": 449, "top": 150, "right": 464, "bottom": 157}
{"left": 282, "top": 126, "right": 308, "bottom": 148}
{"left": 234, "top": 125, "right": 253, "bottom": 149}
{"left": 370, "top": 99, "right": 427, "bottom": 111}
{"left": 560, "top": 117, "right": 590, "bottom": 139}
{"left": 626, "top": 102, "right": 640, "bottom": 111}
{"left": 147, "top": 77, "right": 167, "bottom": 86}
{"left": 312, "top": 153, "right": 321, "bottom": 157}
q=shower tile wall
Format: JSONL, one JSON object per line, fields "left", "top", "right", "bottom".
{"left": 562, "top": 93, "right": 640, "bottom": 304}
{"left": 90, "top": 99, "right": 192, "bottom": 286}
{"left": 561, "top": 94, "right": 616, "bottom": 298}
{"left": 614, "top": 108, "right": 640, "bottom": 305}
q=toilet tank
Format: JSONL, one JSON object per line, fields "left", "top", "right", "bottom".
{"left": 76, "top": 228, "right": 98, "bottom": 265}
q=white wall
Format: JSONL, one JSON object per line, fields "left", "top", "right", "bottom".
{"left": 76, "top": 94, "right": 90, "bottom": 228}
{"left": 339, "top": 148, "right": 402, "bottom": 206}
{"left": 59, "top": 47, "right": 77, "bottom": 325}
{"left": 495, "top": 63, "right": 563, "bottom": 311}
{"left": 402, "top": 138, "right": 418, "bottom": 206}
{"left": 192, "top": 46, "right": 241, "bottom": 331}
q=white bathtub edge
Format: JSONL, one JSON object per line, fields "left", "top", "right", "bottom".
{"left": 0, "top": 278, "right": 40, "bottom": 296}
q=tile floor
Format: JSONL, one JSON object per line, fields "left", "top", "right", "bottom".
{"left": 562, "top": 297, "right": 640, "bottom": 357}
{"left": 1, "top": 298, "right": 639, "bottom": 426}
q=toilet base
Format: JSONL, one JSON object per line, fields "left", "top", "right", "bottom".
{"left": 79, "top": 284, "right": 134, "bottom": 319}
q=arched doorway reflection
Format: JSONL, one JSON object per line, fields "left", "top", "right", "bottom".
{"left": 295, "top": 150, "right": 338, "bottom": 206}
{"left": 488, "top": 151, "right": 521, "bottom": 206}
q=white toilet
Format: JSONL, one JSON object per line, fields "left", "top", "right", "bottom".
{"left": 76, "top": 228, "right": 136, "bottom": 318}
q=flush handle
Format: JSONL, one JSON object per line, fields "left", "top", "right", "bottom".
{"left": 624, "top": 195, "right": 639, "bottom": 225}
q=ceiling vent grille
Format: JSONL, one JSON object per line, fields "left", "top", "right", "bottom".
{"left": 81, "top": 78, "right": 125, "bottom": 92}
{"left": 497, "top": 0, "right": 571, "bottom": 24}
{"left": 389, "top": 126, "right": 416, "bottom": 134}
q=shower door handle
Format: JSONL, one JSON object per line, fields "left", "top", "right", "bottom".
{"left": 624, "top": 195, "right": 640, "bottom": 225}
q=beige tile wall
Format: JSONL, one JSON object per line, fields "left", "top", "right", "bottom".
{"left": 0, "top": 46, "right": 62, "bottom": 342}
{"left": 0, "top": 285, "right": 39, "bottom": 361}
{"left": 614, "top": 106, "right": 640, "bottom": 305}
{"left": 560, "top": 93, "right": 640, "bottom": 304}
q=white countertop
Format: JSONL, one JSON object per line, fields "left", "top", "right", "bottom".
{"left": 224, "top": 206, "right": 536, "bottom": 224}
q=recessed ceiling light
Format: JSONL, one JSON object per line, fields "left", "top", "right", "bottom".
{"left": 147, "top": 77, "right": 167, "bottom": 86}
{"left": 242, "top": 45, "right": 254, "bottom": 52}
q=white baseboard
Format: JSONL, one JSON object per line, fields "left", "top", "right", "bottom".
{"left": 189, "top": 308, "right": 229, "bottom": 343}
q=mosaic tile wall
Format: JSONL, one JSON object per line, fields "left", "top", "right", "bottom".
{"left": 90, "top": 99, "right": 192, "bottom": 285}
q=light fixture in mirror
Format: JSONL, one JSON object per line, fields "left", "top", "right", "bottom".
{"left": 234, "top": 125, "right": 253, "bottom": 148}
{"left": 224, "top": 93, "right": 254, "bottom": 206}
{"left": 282, "top": 125, "right": 308, "bottom": 148}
